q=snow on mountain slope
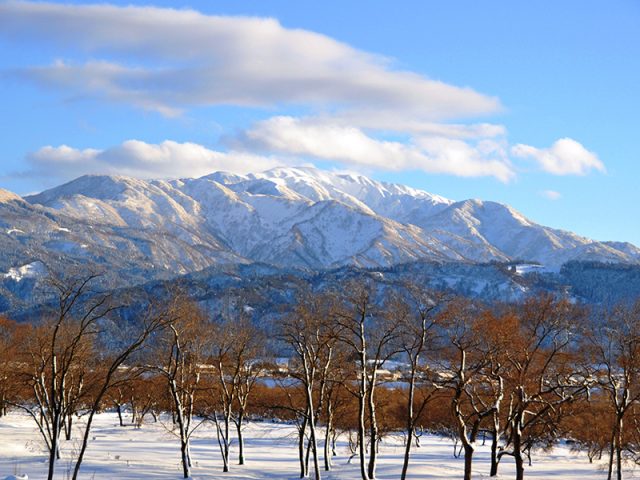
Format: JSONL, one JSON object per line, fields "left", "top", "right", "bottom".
{"left": 602, "top": 241, "right": 640, "bottom": 261}
{"left": 3, "top": 260, "right": 46, "bottom": 281}
{"left": 249, "top": 200, "right": 459, "bottom": 269}
{"left": 0, "top": 189, "right": 246, "bottom": 312}
{"left": 22, "top": 166, "right": 640, "bottom": 270}
{"left": 419, "top": 199, "right": 633, "bottom": 268}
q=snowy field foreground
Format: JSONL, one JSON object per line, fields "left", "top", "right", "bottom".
{"left": 0, "top": 412, "right": 631, "bottom": 479}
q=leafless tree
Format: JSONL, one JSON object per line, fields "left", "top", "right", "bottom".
{"left": 12, "top": 272, "right": 170, "bottom": 480}
{"left": 208, "top": 312, "right": 264, "bottom": 471}
{"left": 334, "top": 281, "right": 402, "bottom": 480}
{"left": 498, "top": 295, "right": 591, "bottom": 480}
{"left": 585, "top": 301, "right": 640, "bottom": 480}
{"left": 279, "top": 291, "right": 339, "bottom": 480}
{"left": 397, "top": 288, "right": 444, "bottom": 480}
{"left": 15, "top": 273, "right": 116, "bottom": 480}
{"left": 439, "top": 299, "right": 498, "bottom": 480}
{"left": 151, "top": 294, "right": 209, "bottom": 479}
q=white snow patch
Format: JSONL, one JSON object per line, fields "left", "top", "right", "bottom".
{"left": 2, "top": 261, "right": 46, "bottom": 282}
{"left": 514, "top": 264, "right": 546, "bottom": 275}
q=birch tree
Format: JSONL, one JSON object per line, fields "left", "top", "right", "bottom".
{"left": 440, "top": 300, "right": 497, "bottom": 480}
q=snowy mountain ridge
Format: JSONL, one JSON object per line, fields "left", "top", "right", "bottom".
{"left": 17, "top": 166, "right": 639, "bottom": 271}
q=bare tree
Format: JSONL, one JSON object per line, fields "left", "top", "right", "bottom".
{"left": 152, "top": 295, "right": 209, "bottom": 479}
{"left": 208, "top": 312, "right": 264, "bottom": 471}
{"left": 15, "top": 273, "right": 115, "bottom": 480}
{"left": 397, "top": 288, "right": 443, "bottom": 480}
{"left": 498, "top": 295, "right": 590, "bottom": 480}
{"left": 585, "top": 301, "right": 640, "bottom": 480}
{"left": 439, "top": 299, "right": 498, "bottom": 480}
{"left": 334, "top": 281, "right": 402, "bottom": 480}
{"left": 279, "top": 292, "right": 338, "bottom": 480}
{"left": 13, "top": 273, "right": 169, "bottom": 480}
{"left": 476, "top": 309, "right": 515, "bottom": 477}
{"left": 320, "top": 343, "right": 351, "bottom": 472}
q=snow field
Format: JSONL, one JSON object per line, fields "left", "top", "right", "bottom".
{"left": 0, "top": 412, "right": 628, "bottom": 479}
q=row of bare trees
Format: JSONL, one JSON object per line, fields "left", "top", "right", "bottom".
{"left": 0, "top": 275, "right": 264, "bottom": 480}
{"left": 270, "top": 283, "right": 640, "bottom": 480}
{"left": 1, "top": 274, "right": 640, "bottom": 480}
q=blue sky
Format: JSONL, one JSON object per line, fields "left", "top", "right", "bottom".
{"left": 0, "top": 0, "right": 638, "bottom": 245}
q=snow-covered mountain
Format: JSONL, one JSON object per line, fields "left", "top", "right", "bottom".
{"left": 0, "top": 186, "right": 245, "bottom": 311}
{"left": 15, "top": 166, "right": 639, "bottom": 273}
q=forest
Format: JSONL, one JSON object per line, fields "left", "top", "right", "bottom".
{"left": 0, "top": 273, "right": 639, "bottom": 480}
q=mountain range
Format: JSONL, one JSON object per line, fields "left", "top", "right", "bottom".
{"left": 1, "top": 166, "right": 639, "bottom": 276}
{"left": 1, "top": 166, "right": 640, "bottom": 314}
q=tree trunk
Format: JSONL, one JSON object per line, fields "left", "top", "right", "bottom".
{"left": 47, "top": 409, "right": 61, "bottom": 480}
{"left": 305, "top": 433, "right": 312, "bottom": 474}
{"left": 463, "top": 444, "right": 474, "bottom": 480}
{"left": 358, "top": 356, "right": 369, "bottom": 480}
{"left": 64, "top": 413, "right": 73, "bottom": 440}
{"left": 332, "top": 430, "right": 338, "bottom": 457}
{"left": 304, "top": 383, "right": 321, "bottom": 480}
{"left": 308, "top": 420, "right": 321, "bottom": 480}
{"left": 401, "top": 426, "right": 414, "bottom": 480}
{"left": 180, "top": 437, "right": 191, "bottom": 479}
{"left": 616, "top": 416, "right": 623, "bottom": 480}
{"left": 323, "top": 403, "right": 333, "bottom": 471}
{"left": 608, "top": 413, "right": 623, "bottom": 480}
{"left": 490, "top": 429, "right": 500, "bottom": 477}
{"left": 130, "top": 400, "right": 138, "bottom": 425}
{"left": 298, "top": 415, "right": 309, "bottom": 478}
{"left": 236, "top": 414, "right": 246, "bottom": 465}
{"left": 170, "top": 380, "right": 191, "bottom": 478}
{"left": 213, "top": 413, "right": 230, "bottom": 473}
{"left": 401, "top": 372, "right": 416, "bottom": 480}
{"left": 224, "top": 410, "right": 231, "bottom": 470}
{"left": 358, "top": 392, "right": 368, "bottom": 480}
{"left": 367, "top": 374, "right": 379, "bottom": 480}
{"left": 608, "top": 425, "right": 616, "bottom": 480}
{"left": 513, "top": 430, "right": 525, "bottom": 480}
{"left": 116, "top": 403, "right": 124, "bottom": 427}
{"left": 71, "top": 406, "right": 98, "bottom": 480}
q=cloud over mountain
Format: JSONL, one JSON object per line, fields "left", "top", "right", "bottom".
{"left": 27, "top": 141, "right": 285, "bottom": 180}
{"left": 0, "top": 1, "right": 499, "bottom": 121}
{"left": 0, "top": 1, "right": 607, "bottom": 189}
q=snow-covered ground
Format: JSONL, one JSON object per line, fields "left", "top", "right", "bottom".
{"left": 0, "top": 412, "right": 628, "bottom": 479}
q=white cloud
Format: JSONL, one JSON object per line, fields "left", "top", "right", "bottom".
{"left": 0, "top": 2, "right": 602, "bottom": 186}
{"left": 236, "top": 116, "right": 515, "bottom": 182}
{"left": 30, "top": 144, "right": 100, "bottom": 164}
{"left": 512, "top": 138, "right": 605, "bottom": 175}
{"left": 26, "top": 140, "right": 285, "bottom": 181}
{"left": 539, "top": 190, "right": 562, "bottom": 200}
{"left": 0, "top": 1, "right": 500, "bottom": 120}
